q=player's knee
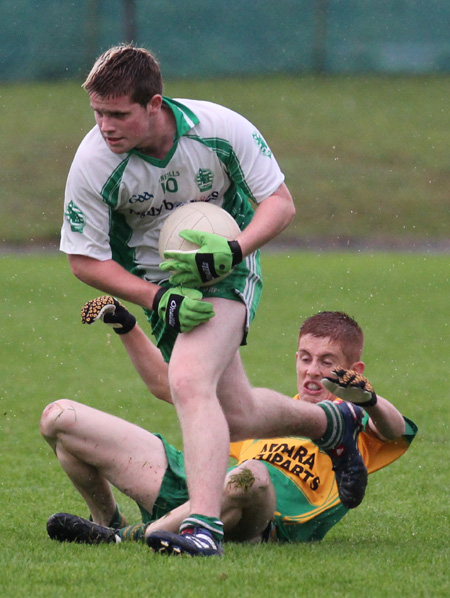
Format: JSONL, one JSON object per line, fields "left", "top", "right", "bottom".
{"left": 40, "top": 399, "right": 77, "bottom": 439}
{"left": 168, "top": 369, "right": 208, "bottom": 406}
{"left": 225, "top": 461, "right": 272, "bottom": 502}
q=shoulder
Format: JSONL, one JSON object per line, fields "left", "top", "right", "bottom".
{"left": 73, "top": 127, "right": 124, "bottom": 165}
{"left": 68, "top": 127, "right": 126, "bottom": 182}
{"left": 175, "top": 98, "right": 254, "bottom": 135}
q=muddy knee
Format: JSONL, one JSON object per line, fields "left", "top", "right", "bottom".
{"left": 40, "top": 399, "right": 80, "bottom": 440}
{"left": 225, "top": 461, "right": 272, "bottom": 499}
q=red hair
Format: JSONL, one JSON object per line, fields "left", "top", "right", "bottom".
{"left": 299, "top": 311, "right": 364, "bottom": 364}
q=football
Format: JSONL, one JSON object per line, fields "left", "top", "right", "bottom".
{"left": 158, "top": 202, "right": 241, "bottom": 286}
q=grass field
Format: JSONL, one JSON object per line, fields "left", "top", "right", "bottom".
{"left": 1, "top": 251, "right": 449, "bottom": 597}
{"left": 1, "top": 75, "right": 450, "bottom": 245}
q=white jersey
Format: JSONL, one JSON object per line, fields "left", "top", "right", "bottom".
{"left": 60, "top": 97, "right": 285, "bottom": 283}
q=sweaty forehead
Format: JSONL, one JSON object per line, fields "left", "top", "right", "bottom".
{"left": 89, "top": 93, "right": 135, "bottom": 110}
{"left": 298, "top": 334, "right": 345, "bottom": 359}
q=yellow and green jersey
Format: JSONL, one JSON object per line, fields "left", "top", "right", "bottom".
{"left": 230, "top": 398, "right": 417, "bottom": 542}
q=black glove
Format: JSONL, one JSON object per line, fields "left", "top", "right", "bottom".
{"left": 322, "top": 368, "right": 378, "bottom": 407}
{"left": 81, "top": 296, "right": 136, "bottom": 335}
{"left": 152, "top": 286, "right": 215, "bottom": 332}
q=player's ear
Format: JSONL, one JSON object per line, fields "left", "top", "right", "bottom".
{"left": 148, "top": 94, "right": 163, "bottom": 114}
{"left": 350, "top": 361, "right": 365, "bottom": 374}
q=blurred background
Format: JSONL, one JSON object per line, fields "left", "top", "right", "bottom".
{"left": 3, "top": 0, "right": 450, "bottom": 81}
{"left": 1, "top": 0, "right": 449, "bottom": 248}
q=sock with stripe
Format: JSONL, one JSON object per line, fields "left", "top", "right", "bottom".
{"left": 180, "top": 515, "right": 224, "bottom": 543}
{"left": 315, "top": 400, "right": 345, "bottom": 450}
{"left": 118, "top": 522, "right": 148, "bottom": 542}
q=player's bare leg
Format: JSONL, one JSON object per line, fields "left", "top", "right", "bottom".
{"left": 40, "top": 400, "right": 168, "bottom": 524}
{"left": 167, "top": 298, "right": 245, "bottom": 517}
{"left": 145, "top": 460, "right": 275, "bottom": 543}
{"left": 146, "top": 298, "right": 246, "bottom": 555}
{"left": 217, "top": 354, "right": 327, "bottom": 441}
{"left": 221, "top": 460, "right": 276, "bottom": 542}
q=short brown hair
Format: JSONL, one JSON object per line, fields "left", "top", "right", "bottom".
{"left": 83, "top": 44, "right": 163, "bottom": 106}
{"left": 299, "top": 311, "right": 364, "bottom": 364}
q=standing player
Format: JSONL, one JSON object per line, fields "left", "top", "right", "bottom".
{"left": 60, "top": 45, "right": 366, "bottom": 556}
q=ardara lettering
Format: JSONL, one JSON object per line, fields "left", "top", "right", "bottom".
{"left": 254, "top": 453, "right": 321, "bottom": 490}
{"left": 291, "top": 464, "right": 304, "bottom": 476}
{"left": 278, "top": 443, "right": 294, "bottom": 458}
{"left": 292, "top": 445, "right": 308, "bottom": 462}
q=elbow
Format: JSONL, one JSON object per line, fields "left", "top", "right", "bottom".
{"left": 281, "top": 198, "right": 296, "bottom": 232}
{"left": 287, "top": 201, "right": 296, "bottom": 224}
{"left": 280, "top": 184, "right": 296, "bottom": 227}
{"left": 67, "top": 254, "right": 84, "bottom": 279}
{"left": 147, "top": 378, "right": 173, "bottom": 405}
{"left": 67, "top": 254, "right": 97, "bottom": 283}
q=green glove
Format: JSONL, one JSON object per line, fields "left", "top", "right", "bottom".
{"left": 321, "top": 368, "right": 378, "bottom": 407}
{"left": 81, "top": 296, "right": 136, "bottom": 335}
{"left": 152, "top": 286, "right": 215, "bottom": 333}
{"left": 160, "top": 230, "right": 242, "bottom": 286}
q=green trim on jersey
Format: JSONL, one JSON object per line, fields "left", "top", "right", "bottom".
{"left": 185, "top": 134, "right": 255, "bottom": 201}
{"left": 101, "top": 157, "right": 131, "bottom": 207}
{"left": 131, "top": 142, "right": 179, "bottom": 167}
{"left": 129, "top": 97, "right": 200, "bottom": 167}
{"left": 100, "top": 161, "right": 139, "bottom": 274}
{"left": 163, "top": 97, "right": 200, "bottom": 135}
{"left": 96, "top": 96, "right": 257, "bottom": 277}
{"left": 108, "top": 210, "right": 143, "bottom": 276}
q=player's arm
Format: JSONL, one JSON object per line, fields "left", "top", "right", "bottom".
{"left": 68, "top": 254, "right": 159, "bottom": 310}
{"left": 160, "top": 183, "right": 295, "bottom": 286}
{"left": 362, "top": 395, "right": 406, "bottom": 441}
{"left": 68, "top": 254, "right": 215, "bottom": 332}
{"left": 81, "top": 296, "right": 172, "bottom": 404}
{"left": 322, "top": 369, "right": 406, "bottom": 440}
{"left": 119, "top": 326, "right": 172, "bottom": 404}
{"left": 235, "top": 183, "right": 295, "bottom": 257}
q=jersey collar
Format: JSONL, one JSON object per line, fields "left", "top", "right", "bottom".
{"left": 130, "top": 97, "right": 199, "bottom": 166}
{"left": 162, "top": 96, "right": 200, "bottom": 140}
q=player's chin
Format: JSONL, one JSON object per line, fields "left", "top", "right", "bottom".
{"left": 299, "top": 389, "right": 327, "bottom": 404}
{"left": 105, "top": 138, "right": 128, "bottom": 153}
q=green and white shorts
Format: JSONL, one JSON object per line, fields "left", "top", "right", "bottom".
{"left": 144, "top": 250, "right": 262, "bottom": 362}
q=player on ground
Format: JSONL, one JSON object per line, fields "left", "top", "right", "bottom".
{"left": 42, "top": 301, "right": 416, "bottom": 553}
{"left": 60, "top": 44, "right": 366, "bottom": 555}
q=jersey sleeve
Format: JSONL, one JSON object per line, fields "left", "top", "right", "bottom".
{"left": 186, "top": 100, "right": 285, "bottom": 204}
{"left": 221, "top": 110, "right": 285, "bottom": 203}
{"left": 359, "top": 416, "right": 418, "bottom": 474}
{"left": 60, "top": 131, "right": 114, "bottom": 261}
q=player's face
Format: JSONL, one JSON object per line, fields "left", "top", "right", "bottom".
{"left": 89, "top": 93, "right": 156, "bottom": 154}
{"left": 296, "top": 334, "right": 350, "bottom": 403}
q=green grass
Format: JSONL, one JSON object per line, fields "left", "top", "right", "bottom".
{"left": 1, "top": 75, "right": 450, "bottom": 244}
{"left": 1, "top": 251, "right": 449, "bottom": 597}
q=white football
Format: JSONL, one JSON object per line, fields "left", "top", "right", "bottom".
{"left": 158, "top": 202, "right": 241, "bottom": 286}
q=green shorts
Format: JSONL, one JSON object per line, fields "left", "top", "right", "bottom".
{"left": 137, "top": 434, "right": 189, "bottom": 524}
{"left": 137, "top": 435, "right": 239, "bottom": 525}
{"left": 145, "top": 250, "right": 263, "bottom": 362}
{"left": 261, "top": 462, "right": 348, "bottom": 543}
